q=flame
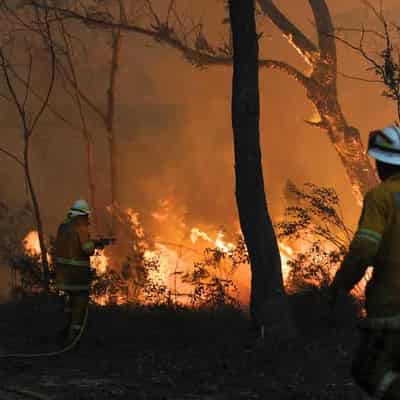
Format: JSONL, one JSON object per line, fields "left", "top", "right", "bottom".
{"left": 190, "top": 227, "right": 235, "bottom": 255}
{"left": 278, "top": 242, "right": 294, "bottom": 282}
{"left": 215, "top": 232, "right": 235, "bottom": 254}
{"left": 22, "top": 210, "right": 355, "bottom": 308}
{"left": 23, "top": 231, "right": 41, "bottom": 256}
{"left": 91, "top": 250, "right": 108, "bottom": 275}
{"left": 23, "top": 230, "right": 52, "bottom": 263}
{"left": 144, "top": 244, "right": 179, "bottom": 288}
{"left": 283, "top": 33, "right": 315, "bottom": 71}
{"left": 190, "top": 227, "right": 212, "bottom": 243}
{"left": 151, "top": 199, "right": 170, "bottom": 222}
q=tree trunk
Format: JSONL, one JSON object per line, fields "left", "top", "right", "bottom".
{"left": 24, "top": 135, "right": 49, "bottom": 291}
{"left": 229, "top": 0, "right": 295, "bottom": 339}
{"left": 307, "top": 60, "right": 378, "bottom": 205}
{"left": 58, "top": 19, "right": 99, "bottom": 230}
{"left": 106, "top": 29, "right": 122, "bottom": 235}
{"left": 86, "top": 136, "right": 98, "bottom": 229}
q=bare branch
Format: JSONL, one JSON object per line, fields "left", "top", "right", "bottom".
{"left": 334, "top": 26, "right": 385, "bottom": 40}
{"left": 8, "top": 61, "right": 81, "bottom": 132}
{"left": 22, "top": 43, "right": 33, "bottom": 111}
{"left": 0, "top": 48, "right": 26, "bottom": 126}
{"left": 166, "top": 0, "right": 174, "bottom": 26}
{"left": 57, "top": 11, "right": 94, "bottom": 142}
{"left": 0, "top": 146, "right": 24, "bottom": 168}
{"left": 30, "top": 4, "right": 56, "bottom": 134}
{"left": 329, "top": 29, "right": 381, "bottom": 68}
{"left": 57, "top": 57, "right": 106, "bottom": 122}
{"left": 144, "top": 0, "right": 161, "bottom": 27}
{"left": 338, "top": 70, "right": 382, "bottom": 83}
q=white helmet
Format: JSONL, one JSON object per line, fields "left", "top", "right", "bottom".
{"left": 368, "top": 125, "right": 400, "bottom": 165}
{"left": 68, "top": 199, "right": 90, "bottom": 217}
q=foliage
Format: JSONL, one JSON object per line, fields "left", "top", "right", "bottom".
{"left": 0, "top": 201, "right": 49, "bottom": 297}
{"left": 276, "top": 181, "right": 357, "bottom": 293}
{"left": 91, "top": 254, "right": 173, "bottom": 306}
{"left": 0, "top": 201, "right": 33, "bottom": 261}
{"left": 182, "top": 245, "right": 240, "bottom": 310}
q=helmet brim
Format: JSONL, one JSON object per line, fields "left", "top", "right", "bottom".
{"left": 69, "top": 209, "right": 90, "bottom": 217}
{"left": 368, "top": 148, "right": 400, "bottom": 165}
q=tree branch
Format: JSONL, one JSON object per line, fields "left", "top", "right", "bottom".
{"left": 257, "top": 0, "right": 319, "bottom": 65}
{"left": 259, "top": 58, "right": 311, "bottom": 88}
{"left": 25, "top": 0, "right": 311, "bottom": 89}
{"left": 308, "top": 0, "right": 336, "bottom": 66}
{"left": 30, "top": 5, "right": 56, "bottom": 134}
{"left": 338, "top": 71, "right": 382, "bottom": 83}
{"left": 0, "top": 146, "right": 24, "bottom": 168}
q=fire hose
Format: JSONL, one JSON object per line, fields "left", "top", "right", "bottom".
{"left": 0, "top": 304, "right": 89, "bottom": 358}
{"left": 0, "top": 385, "right": 53, "bottom": 399}
{"left": 0, "top": 238, "right": 115, "bottom": 358}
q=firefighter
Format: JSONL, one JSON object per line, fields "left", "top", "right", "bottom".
{"left": 54, "top": 200, "right": 99, "bottom": 345}
{"left": 329, "top": 125, "right": 400, "bottom": 399}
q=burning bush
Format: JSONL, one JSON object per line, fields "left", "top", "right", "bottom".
{"left": 182, "top": 245, "right": 241, "bottom": 310}
{"left": 276, "top": 181, "right": 370, "bottom": 300}
{"left": 0, "top": 202, "right": 53, "bottom": 297}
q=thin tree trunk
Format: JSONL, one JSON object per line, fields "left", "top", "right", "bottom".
{"left": 24, "top": 135, "right": 49, "bottom": 291}
{"left": 86, "top": 136, "right": 97, "bottom": 228}
{"left": 58, "top": 19, "right": 99, "bottom": 229}
{"left": 106, "top": 28, "right": 122, "bottom": 235}
{"left": 229, "top": 0, "right": 295, "bottom": 338}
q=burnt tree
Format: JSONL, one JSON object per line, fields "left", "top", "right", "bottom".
{"left": 256, "top": 0, "right": 379, "bottom": 204}
{"left": 229, "top": 0, "right": 295, "bottom": 336}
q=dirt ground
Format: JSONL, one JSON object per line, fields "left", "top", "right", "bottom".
{"left": 0, "top": 291, "right": 368, "bottom": 399}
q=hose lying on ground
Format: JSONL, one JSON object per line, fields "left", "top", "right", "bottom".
{"left": 0, "top": 305, "right": 88, "bottom": 358}
{"left": 0, "top": 386, "right": 53, "bottom": 400}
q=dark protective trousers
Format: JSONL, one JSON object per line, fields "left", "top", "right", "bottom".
{"left": 352, "top": 328, "right": 400, "bottom": 399}
{"left": 56, "top": 263, "right": 91, "bottom": 342}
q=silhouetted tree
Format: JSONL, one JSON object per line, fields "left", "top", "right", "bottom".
{"left": 229, "top": 0, "right": 295, "bottom": 337}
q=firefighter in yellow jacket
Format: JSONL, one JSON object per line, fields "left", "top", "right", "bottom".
{"left": 54, "top": 200, "right": 97, "bottom": 344}
{"left": 330, "top": 125, "right": 400, "bottom": 399}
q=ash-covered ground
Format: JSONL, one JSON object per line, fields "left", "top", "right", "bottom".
{"left": 0, "top": 291, "right": 366, "bottom": 399}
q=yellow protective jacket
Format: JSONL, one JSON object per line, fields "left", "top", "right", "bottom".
{"left": 332, "top": 173, "right": 400, "bottom": 318}
{"left": 54, "top": 215, "right": 95, "bottom": 291}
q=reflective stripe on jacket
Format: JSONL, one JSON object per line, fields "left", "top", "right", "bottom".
{"left": 332, "top": 173, "right": 400, "bottom": 317}
{"left": 55, "top": 257, "right": 90, "bottom": 267}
